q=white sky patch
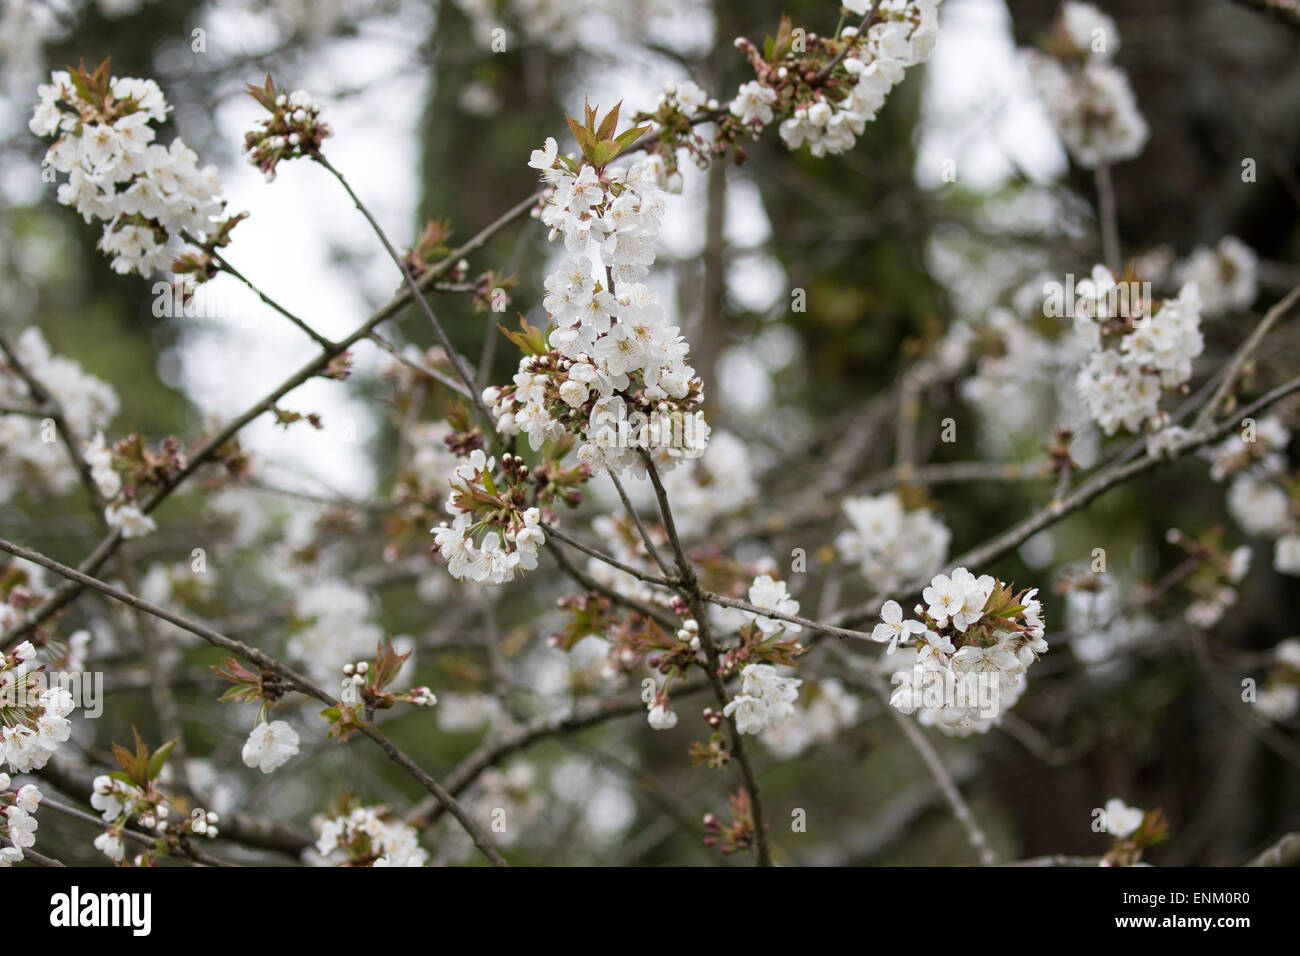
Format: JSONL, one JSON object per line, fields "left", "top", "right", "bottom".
{"left": 167, "top": 5, "right": 432, "bottom": 497}
{"left": 915, "top": 0, "right": 1066, "bottom": 191}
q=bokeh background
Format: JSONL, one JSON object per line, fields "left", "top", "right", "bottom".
{"left": 2, "top": 0, "right": 1299, "bottom": 865}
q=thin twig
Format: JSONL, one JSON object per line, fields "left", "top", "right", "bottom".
{"left": 0, "top": 535, "right": 508, "bottom": 867}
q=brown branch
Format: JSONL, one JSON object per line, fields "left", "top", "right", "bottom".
{"left": 0, "top": 535, "right": 508, "bottom": 867}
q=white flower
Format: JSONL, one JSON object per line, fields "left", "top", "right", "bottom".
{"left": 723, "top": 664, "right": 801, "bottom": 734}
{"left": 1026, "top": 54, "right": 1147, "bottom": 168}
{"left": 1075, "top": 276, "right": 1203, "bottom": 436}
{"left": 1256, "top": 684, "right": 1299, "bottom": 722}
{"left": 1061, "top": 2, "right": 1119, "bottom": 59}
{"left": 241, "top": 720, "right": 300, "bottom": 774}
{"left": 5, "top": 806, "right": 38, "bottom": 848}
{"left": 313, "top": 804, "right": 427, "bottom": 866}
{"left": 84, "top": 431, "right": 120, "bottom": 499}
{"left": 647, "top": 702, "right": 678, "bottom": 730}
{"left": 30, "top": 70, "right": 226, "bottom": 279}
{"left": 1175, "top": 236, "right": 1258, "bottom": 317}
{"left": 759, "top": 678, "right": 860, "bottom": 759}
{"left": 1275, "top": 638, "right": 1300, "bottom": 671}
{"left": 1227, "top": 474, "right": 1291, "bottom": 538}
{"left": 872, "top": 600, "right": 925, "bottom": 654}
{"left": 94, "top": 830, "right": 124, "bottom": 862}
{"left": 1104, "top": 797, "right": 1144, "bottom": 838}
{"left": 527, "top": 136, "right": 560, "bottom": 179}
{"left": 743, "top": 575, "right": 801, "bottom": 635}
{"left": 922, "top": 572, "right": 966, "bottom": 628}
{"left": 836, "top": 492, "right": 950, "bottom": 592}
{"left": 14, "top": 784, "right": 41, "bottom": 813}
{"left": 1273, "top": 533, "right": 1300, "bottom": 576}
{"left": 105, "top": 502, "right": 156, "bottom": 539}
{"left": 730, "top": 81, "right": 777, "bottom": 128}
{"left": 90, "top": 775, "right": 136, "bottom": 822}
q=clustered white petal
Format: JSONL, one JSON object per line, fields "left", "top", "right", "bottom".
{"left": 885, "top": 567, "right": 1047, "bottom": 735}
{"left": 493, "top": 146, "right": 709, "bottom": 476}
{"left": 0, "top": 328, "right": 119, "bottom": 506}
{"left": 314, "top": 804, "right": 427, "bottom": 867}
{"left": 1072, "top": 266, "right": 1203, "bottom": 438}
{"left": 1, "top": 647, "right": 77, "bottom": 773}
{"left": 836, "top": 492, "right": 951, "bottom": 591}
{"left": 1024, "top": 4, "right": 1147, "bottom": 169}
{"left": 0, "top": 776, "right": 43, "bottom": 863}
{"left": 723, "top": 663, "right": 802, "bottom": 735}
{"left": 770, "top": 1, "right": 942, "bottom": 157}
{"left": 1207, "top": 415, "right": 1299, "bottom": 578}
{"left": 1175, "top": 236, "right": 1258, "bottom": 318}
{"left": 743, "top": 574, "right": 801, "bottom": 635}
{"left": 759, "top": 679, "right": 860, "bottom": 759}
{"left": 432, "top": 449, "right": 548, "bottom": 585}
{"left": 30, "top": 70, "right": 228, "bottom": 277}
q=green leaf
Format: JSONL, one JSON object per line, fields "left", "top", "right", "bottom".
{"left": 595, "top": 101, "right": 622, "bottom": 142}
{"left": 111, "top": 743, "right": 144, "bottom": 788}
{"left": 589, "top": 141, "right": 619, "bottom": 168}
{"left": 614, "top": 125, "right": 651, "bottom": 150}
{"left": 565, "top": 113, "right": 594, "bottom": 157}
{"left": 146, "top": 737, "right": 180, "bottom": 781}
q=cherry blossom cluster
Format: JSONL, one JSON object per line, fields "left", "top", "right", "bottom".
{"left": 288, "top": 581, "right": 387, "bottom": 682}
{"left": 723, "top": 663, "right": 802, "bottom": 735}
{"left": 84, "top": 727, "right": 230, "bottom": 864}
{"left": 1070, "top": 265, "right": 1204, "bottom": 440}
{"left": 742, "top": 574, "right": 802, "bottom": 636}
{"left": 640, "top": 80, "right": 719, "bottom": 187}
{"left": 1, "top": 642, "right": 76, "bottom": 773}
{"left": 0, "top": 774, "right": 42, "bottom": 864}
{"left": 760, "top": 678, "right": 861, "bottom": 759}
{"left": 879, "top": 567, "right": 1047, "bottom": 735}
{"left": 1024, "top": 2, "right": 1147, "bottom": 168}
{"left": 1054, "top": 567, "right": 1153, "bottom": 667}
{"left": 1162, "top": 528, "right": 1252, "bottom": 629}
{"left": 730, "top": 0, "right": 942, "bottom": 157}
{"left": 0, "top": 328, "right": 119, "bottom": 506}
{"left": 1175, "top": 236, "right": 1259, "bottom": 318}
{"left": 242, "top": 79, "right": 334, "bottom": 181}
{"left": 491, "top": 140, "right": 708, "bottom": 476}
{"left": 313, "top": 803, "right": 427, "bottom": 867}
{"left": 88, "top": 774, "right": 145, "bottom": 863}
{"left": 432, "top": 450, "right": 548, "bottom": 584}
{"left": 1210, "top": 416, "right": 1300, "bottom": 577}
{"left": 29, "top": 63, "right": 231, "bottom": 278}
{"left": 835, "top": 491, "right": 952, "bottom": 592}
{"left": 85, "top": 430, "right": 174, "bottom": 539}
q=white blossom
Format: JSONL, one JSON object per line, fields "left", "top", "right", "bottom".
{"left": 1104, "top": 797, "right": 1144, "bottom": 838}
{"left": 241, "top": 720, "right": 300, "bottom": 774}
